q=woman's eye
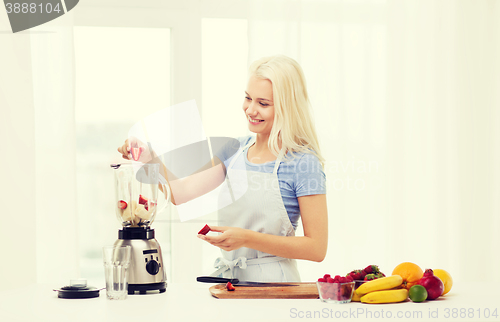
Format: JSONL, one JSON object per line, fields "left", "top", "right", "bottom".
{"left": 245, "top": 96, "right": 251, "bottom": 101}
{"left": 260, "top": 102, "right": 268, "bottom": 106}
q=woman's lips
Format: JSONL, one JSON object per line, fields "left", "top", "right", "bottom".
{"left": 248, "top": 116, "right": 264, "bottom": 124}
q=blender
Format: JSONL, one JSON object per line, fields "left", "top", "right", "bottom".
{"left": 111, "top": 162, "right": 170, "bottom": 294}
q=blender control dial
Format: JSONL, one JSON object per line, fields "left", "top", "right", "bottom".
{"left": 145, "top": 260, "right": 160, "bottom": 275}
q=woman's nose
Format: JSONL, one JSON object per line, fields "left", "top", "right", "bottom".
{"left": 246, "top": 101, "right": 257, "bottom": 115}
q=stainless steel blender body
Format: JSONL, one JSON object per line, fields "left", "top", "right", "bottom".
{"left": 114, "top": 230, "right": 167, "bottom": 294}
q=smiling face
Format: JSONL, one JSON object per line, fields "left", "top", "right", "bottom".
{"left": 243, "top": 75, "right": 275, "bottom": 136}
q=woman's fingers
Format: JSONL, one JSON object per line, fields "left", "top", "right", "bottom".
{"left": 117, "top": 139, "right": 131, "bottom": 159}
{"left": 208, "top": 226, "right": 227, "bottom": 232}
{"left": 199, "top": 234, "right": 224, "bottom": 243}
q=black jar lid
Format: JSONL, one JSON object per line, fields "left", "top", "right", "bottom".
{"left": 54, "top": 280, "right": 102, "bottom": 299}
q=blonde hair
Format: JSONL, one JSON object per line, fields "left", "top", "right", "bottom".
{"left": 248, "top": 55, "right": 325, "bottom": 167}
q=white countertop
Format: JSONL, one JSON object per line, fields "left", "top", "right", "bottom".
{"left": 0, "top": 282, "right": 499, "bottom": 322}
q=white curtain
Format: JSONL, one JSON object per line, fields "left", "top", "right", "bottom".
{"left": 31, "top": 15, "right": 80, "bottom": 284}
{"left": 0, "top": 7, "right": 78, "bottom": 290}
{"left": 247, "top": 0, "right": 500, "bottom": 283}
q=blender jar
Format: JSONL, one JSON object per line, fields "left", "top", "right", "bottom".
{"left": 112, "top": 163, "right": 166, "bottom": 227}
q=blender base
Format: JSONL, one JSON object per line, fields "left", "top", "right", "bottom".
{"left": 128, "top": 282, "right": 167, "bottom": 295}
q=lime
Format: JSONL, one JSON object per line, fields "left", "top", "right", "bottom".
{"left": 409, "top": 285, "right": 428, "bottom": 302}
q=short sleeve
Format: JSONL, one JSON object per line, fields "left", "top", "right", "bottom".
{"left": 293, "top": 153, "right": 326, "bottom": 197}
{"left": 212, "top": 136, "right": 252, "bottom": 167}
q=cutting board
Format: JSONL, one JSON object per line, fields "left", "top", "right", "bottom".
{"left": 209, "top": 282, "right": 319, "bottom": 299}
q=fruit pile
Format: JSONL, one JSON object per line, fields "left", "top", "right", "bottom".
{"left": 317, "top": 263, "right": 453, "bottom": 304}
{"left": 118, "top": 194, "right": 156, "bottom": 226}
{"left": 317, "top": 274, "right": 355, "bottom": 302}
{"left": 350, "top": 262, "right": 452, "bottom": 304}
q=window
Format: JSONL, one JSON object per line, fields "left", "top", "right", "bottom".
{"left": 74, "top": 26, "right": 171, "bottom": 284}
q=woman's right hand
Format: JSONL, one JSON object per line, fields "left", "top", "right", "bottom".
{"left": 117, "top": 137, "right": 154, "bottom": 163}
{"left": 117, "top": 139, "right": 131, "bottom": 160}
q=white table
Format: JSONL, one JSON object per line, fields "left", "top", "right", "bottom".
{"left": 0, "top": 282, "right": 498, "bottom": 322}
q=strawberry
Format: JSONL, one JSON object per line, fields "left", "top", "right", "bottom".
{"left": 363, "top": 265, "right": 380, "bottom": 274}
{"left": 198, "top": 224, "right": 211, "bottom": 235}
{"left": 364, "top": 274, "right": 377, "bottom": 281}
{"left": 130, "top": 146, "right": 143, "bottom": 161}
{"left": 118, "top": 200, "right": 128, "bottom": 210}
{"left": 375, "top": 272, "right": 386, "bottom": 278}
{"left": 347, "top": 269, "right": 364, "bottom": 280}
{"left": 226, "top": 282, "right": 235, "bottom": 291}
{"left": 138, "top": 195, "right": 148, "bottom": 205}
{"left": 145, "top": 201, "right": 157, "bottom": 211}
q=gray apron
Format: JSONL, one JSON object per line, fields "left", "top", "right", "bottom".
{"left": 210, "top": 139, "right": 301, "bottom": 282}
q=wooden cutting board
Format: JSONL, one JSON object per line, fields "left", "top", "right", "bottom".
{"left": 209, "top": 282, "right": 319, "bottom": 299}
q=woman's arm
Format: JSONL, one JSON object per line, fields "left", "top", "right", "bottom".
{"left": 118, "top": 138, "right": 226, "bottom": 205}
{"left": 200, "top": 194, "right": 328, "bottom": 262}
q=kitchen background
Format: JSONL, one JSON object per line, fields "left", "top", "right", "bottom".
{"left": 1, "top": 0, "right": 499, "bottom": 291}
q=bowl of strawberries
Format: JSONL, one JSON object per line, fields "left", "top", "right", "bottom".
{"left": 317, "top": 275, "right": 355, "bottom": 303}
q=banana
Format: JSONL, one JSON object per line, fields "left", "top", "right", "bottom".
{"left": 360, "top": 289, "right": 408, "bottom": 304}
{"left": 356, "top": 275, "right": 403, "bottom": 296}
{"left": 351, "top": 291, "right": 361, "bottom": 302}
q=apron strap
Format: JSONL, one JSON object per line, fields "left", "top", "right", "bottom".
{"left": 272, "top": 148, "right": 286, "bottom": 175}
{"left": 210, "top": 256, "right": 289, "bottom": 278}
{"left": 227, "top": 139, "right": 255, "bottom": 170}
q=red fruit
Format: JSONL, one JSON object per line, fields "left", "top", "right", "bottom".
{"left": 364, "top": 265, "right": 380, "bottom": 274}
{"left": 364, "top": 274, "right": 377, "bottom": 281}
{"left": 339, "top": 276, "right": 347, "bottom": 283}
{"left": 341, "top": 283, "right": 353, "bottom": 298}
{"left": 318, "top": 278, "right": 327, "bottom": 283}
{"left": 145, "top": 201, "right": 157, "bottom": 211}
{"left": 130, "top": 146, "right": 143, "bottom": 161}
{"left": 118, "top": 200, "right": 127, "bottom": 210}
{"left": 375, "top": 272, "right": 385, "bottom": 278}
{"left": 226, "top": 282, "right": 235, "bottom": 291}
{"left": 323, "top": 274, "right": 331, "bottom": 279}
{"left": 347, "top": 269, "right": 364, "bottom": 280}
{"left": 417, "top": 269, "right": 444, "bottom": 300}
{"left": 139, "top": 195, "right": 148, "bottom": 205}
{"left": 326, "top": 277, "right": 335, "bottom": 283}
{"left": 345, "top": 275, "right": 354, "bottom": 282}
{"left": 198, "top": 224, "right": 211, "bottom": 235}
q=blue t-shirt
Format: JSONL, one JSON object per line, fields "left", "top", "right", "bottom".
{"left": 214, "top": 136, "right": 326, "bottom": 229}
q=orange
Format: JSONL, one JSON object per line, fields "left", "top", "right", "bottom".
{"left": 433, "top": 269, "right": 453, "bottom": 295}
{"left": 392, "top": 262, "right": 424, "bottom": 290}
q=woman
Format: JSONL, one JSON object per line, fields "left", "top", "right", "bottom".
{"left": 118, "top": 55, "right": 328, "bottom": 282}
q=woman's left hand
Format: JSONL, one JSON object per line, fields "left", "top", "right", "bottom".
{"left": 197, "top": 226, "right": 248, "bottom": 251}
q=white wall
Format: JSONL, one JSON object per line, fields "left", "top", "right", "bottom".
{"left": 1, "top": 0, "right": 499, "bottom": 290}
